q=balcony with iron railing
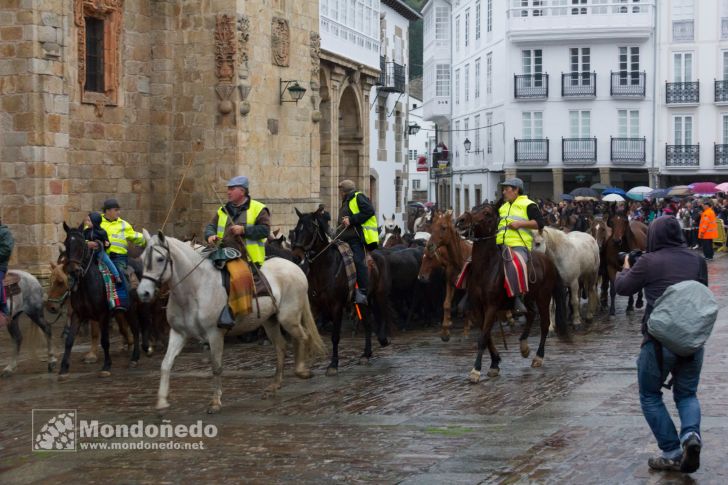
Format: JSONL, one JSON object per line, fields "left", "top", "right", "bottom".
{"left": 666, "top": 144, "right": 700, "bottom": 167}
{"left": 610, "top": 137, "right": 646, "bottom": 165}
{"left": 716, "top": 80, "right": 728, "bottom": 104}
{"left": 514, "top": 138, "right": 549, "bottom": 165}
{"left": 715, "top": 144, "right": 728, "bottom": 167}
{"left": 514, "top": 73, "right": 549, "bottom": 99}
{"left": 377, "top": 56, "right": 406, "bottom": 93}
{"left": 666, "top": 81, "right": 699, "bottom": 105}
{"left": 611, "top": 71, "right": 646, "bottom": 97}
{"left": 562, "top": 137, "right": 596, "bottom": 164}
{"left": 561, "top": 72, "right": 596, "bottom": 98}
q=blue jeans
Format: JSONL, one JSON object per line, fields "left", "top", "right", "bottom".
{"left": 97, "top": 251, "right": 120, "bottom": 280}
{"left": 637, "top": 340, "right": 704, "bottom": 453}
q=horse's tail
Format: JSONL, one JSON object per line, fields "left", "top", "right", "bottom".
{"left": 301, "top": 298, "right": 326, "bottom": 360}
{"left": 552, "top": 269, "right": 570, "bottom": 339}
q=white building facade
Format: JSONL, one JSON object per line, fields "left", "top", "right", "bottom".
{"left": 407, "top": 97, "right": 437, "bottom": 203}
{"left": 423, "top": 0, "right": 658, "bottom": 211}
{"left": 369, "top": 0, "right": 421, "bottom": 228}
{"left": 656, "top": 0, "right": 728, "bottom": 186}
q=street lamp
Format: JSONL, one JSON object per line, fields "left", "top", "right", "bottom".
{"left": 407, "top": 122, "right": 421, "bottom": 135}
{"left": 279, "top": 79, "right": 307, "bottom": 104}
{"left": 463, "top": 137, "right": 484, "bottom": 154}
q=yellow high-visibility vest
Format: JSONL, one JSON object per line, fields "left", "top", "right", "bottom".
{"left": 496, "top": 195, "right": 535, "bottom": 250}
{"left": 100, "top": 216, "right": 145, "bottom": 255}
{"left": 348, "top": 192, "right": 379, "bottom": 246}
{"left": 216, "top": 199, "right": 266, "bottom": 265}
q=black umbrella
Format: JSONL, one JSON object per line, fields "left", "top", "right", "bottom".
{"left": 590, "top": 183, "right": 609, "bottom": 191}
{"left": 570, "top": 187, "right": 600, "bottom": 199}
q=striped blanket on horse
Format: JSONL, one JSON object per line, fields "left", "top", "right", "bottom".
{"left": 502, "top": 246, "right": 529, "bottom": 298}
{"left": 226, "top": 259, "right": 254, "bottom": 317}
{"left": 333, "top": 240, "right": 357, "bottom": 302}
{"left": 99, "top": 262, "right": 126, "bottom": 310}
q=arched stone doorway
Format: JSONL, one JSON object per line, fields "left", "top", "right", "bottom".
{"left": 338, "top": 85, "right": 364, "bottom": 192}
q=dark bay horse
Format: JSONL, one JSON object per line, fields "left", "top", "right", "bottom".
{"left": 59, "top": 223, "right": 141, "bottom": 379}
{"left": 291, "top": 209, "right": 389, "bottom": 375}
{"left": 607, "top": 212, "right": 646, "bottom": 314}
{"left": 460, "top": 204, "right": 567, "bottom": 383}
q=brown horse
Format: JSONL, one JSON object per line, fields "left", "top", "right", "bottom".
{"left": 460, "top": 203, "right": 567, "bottom": 383}
{"left": 590, "top": 219, "right": 612, "bottom": 309}
{"left": 382, "top": 226, "right": 405, "bottom": 248}
{"left": 417, "top": 211, "right": 473, "bottom": 341}
{"left": 606, "top": 212, "right": 646, "bottom": 314}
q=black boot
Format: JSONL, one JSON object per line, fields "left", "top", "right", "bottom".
{"left": 217, "top": 306, "right": 236, "bottom": 329}
{"left": 355, "top": 288, "right": 368, "bottom": 306}
{"left": 513, "top": 295, "right": 528, "bottom": 315}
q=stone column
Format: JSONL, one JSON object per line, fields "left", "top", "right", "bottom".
{"left": 505, "top": 168, "right": 517, "bottom": 180}
{"left": 599, "top": 167, "right": 611, "bottom": 186}
{"left": 552, "top": 168, "right": 564, "bottom": 199}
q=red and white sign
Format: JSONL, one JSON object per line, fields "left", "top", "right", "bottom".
{"left": 416, "top": 155, "right": 428, "bottom": 172}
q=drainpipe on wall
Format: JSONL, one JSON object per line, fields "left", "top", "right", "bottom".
{"left": 650, "top": 0, "right": 659, "bottom": 188}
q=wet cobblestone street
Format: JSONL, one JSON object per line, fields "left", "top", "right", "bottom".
{"left": 1, "top": 256, "right": 728, "bottom": 484}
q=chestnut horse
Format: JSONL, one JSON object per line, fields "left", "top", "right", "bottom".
{"left": 417, "top": 211, "right": 473, "bottom": 341}
{"left": 607, "top": 212, "right": 646, "bottom": 314}
{"left": 459, "top": 204, "right": 567, "bottom": 383}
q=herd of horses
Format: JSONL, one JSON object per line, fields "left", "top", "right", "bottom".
{"left": 0, "top": 203, "right": 647, "bottom": 413}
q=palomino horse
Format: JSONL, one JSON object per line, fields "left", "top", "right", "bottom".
{"left": 1, "top": 270, "right": 56, "bottom": 376}
{"left": 532, "top": 227, "right": 600, "bottom": 330}
{"left": 60, "top": 223, "right": 142, "bottom": 379}
{"left": 461, "top": 204, "right": 567, "bottom": 383}
{"left": 608, "top": 212, "right": 646, "bottom": 314}
{"left": 137, "top": 231, "right": 325, "bottom": 412}
{"left": 417, "top": 211, "right": 473, "bottom": 341}
{"left": 290, "top": 209, "right": 390, "bottom": 375}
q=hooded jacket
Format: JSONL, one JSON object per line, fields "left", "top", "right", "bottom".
{"left": 615, "top": 215, "right": 707, "bottom": 337}
{"left": 0, "top": 223, "right": 14, "bottom": 272}
{"left": 84, "top": 212, "right": 110, "bottom": 249}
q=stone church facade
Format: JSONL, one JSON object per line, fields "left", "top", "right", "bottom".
{"left": 0, "top": 0, "right": 377, "bottom": 275}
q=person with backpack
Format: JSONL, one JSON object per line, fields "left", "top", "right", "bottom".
{"left": 615, "top": 215, "right": 710, "bottom": 474}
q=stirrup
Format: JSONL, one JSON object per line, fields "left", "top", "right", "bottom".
{"left": 355, "top": 288, "right": 368, "bottom": 306}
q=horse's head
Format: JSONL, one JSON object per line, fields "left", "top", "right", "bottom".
{"left": 470, "top": 203, "right": 499, "bottom": 239}
{"left": 532, "top": 230, "right": 546, "bottom": 253}
{"left": 590, "top": 219, "right": 612, "bottom": 250}
{"left": 455, "top": 211, "right": 473, "bottom": 236}
{"left": 382, "top": 214, "right": 396, "bottom": 233}
{"left": 417, "top": 243, "right": 442, "bottom": 282}
{"left": 610, "top": 212, "right": 629, "bottom": 246}
{"left": 62, "top": 221, "right": 89, "bottom": 277}
{"left": 46, "top": 259, "right": 69, "bottom": 314}
{"left": 138, "top": 229, "right": 173, "bottom": 302}
{"left": 290, "top": 208, "right": 327, "bottom": 262}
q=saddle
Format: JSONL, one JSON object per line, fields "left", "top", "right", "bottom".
{"left": 2, "top": 272, "right": 21, "bottom": 297}
{"left": 502, "top": 247, "right": 529, "bottom": 298}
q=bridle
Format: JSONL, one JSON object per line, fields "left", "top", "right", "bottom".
{"left": 291, "top": 217, "right": 346, "bottom": 265}
{"left": 141, "top": 239, "right": 174, "bottom": 289}
{"left": 64, "top": 232, "right": 95, "bottom": 286}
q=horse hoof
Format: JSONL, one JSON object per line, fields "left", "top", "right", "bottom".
{"left": 83, "top": 355, "right": 98, "bottom": 364}
{"left": 468, "top": 369, "right": 481, "bottom": 384}
{"left": 129, "top": 360, "right": 138, "bottom": 368}
{"left": 519, "top": 341, "right": 531, "bottom": 359}
{"left": 608, "top": 309, "right": 615, "bottom": 317}
{"left": 573, "top": 324, "right": 583, "bottom": 333}
{"left": 47, "top": 362, "right": 56, "bottom": 373}
{"left": 156, "top": 402, "right": 170, "bottom": 415}
{"left": 325, "top": 367, "right": 338, "bottom": 377}
{"left": 378, "top": 338, "right": 389, "bottom": 347}
{"left": 145, "top": 349, "right": 154, "bottom": 357}
{"left": 531, "top": 357, "right": 544, "bottom": 368}
{"left": 207, "top": 404, "right": 221, "bottom": 414}
{"left": 98, "top": 370, "right": 111, "bottom": 378}
{"left": 295, "top": 369, "right": 313, "bottom": 379}
{"left": 486, "top": 368, "right": 500, "bottom": 378}
{"left": 58, "top": 373, "right": 70, "bottom": 382}
{"left": 1, "top": 368, "right": 14, "bottom": 378}
{"left": 441, "top": 334, "right": 450, "bottom": 342}
{"left": 636, "top": 301, "right": 644, "bottom": 309}
{"left": 358, "top": 357, "right": 370, "bottom": 366}
{"left": 626, "top": 307, "right": 634, "bottom": 314}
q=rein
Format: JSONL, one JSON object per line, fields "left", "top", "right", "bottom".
{"left": 307, "top": 225, "right": 347, "bottom": 263}
{"left": 45, "top": 290, "right": 69, "bottom": 323}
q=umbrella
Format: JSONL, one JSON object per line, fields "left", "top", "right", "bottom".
{"left": 570, "top": 187, "right": 600, "bottom": 199}
{"left": 574, "top": 195, "right": 598, "bottom": 201}
{"left": 667, "top": 185, "right": 693, "bottom": 197}
{"left": 560, "top": 194, "right": 574, "bottom": 201}
{"left": 648, "top": 188, "right": 671, "bottom": 199}
{"left": 602, "top": 193, "right": 625, "bottom": 202}
{"left": 602, "top": 187, "right": 627, "bottom": 197}
{"left": 715, "top": 182, "right": 728, "bottom": 193}
{"left": 626, "top": 186, "right": 653, "bottom": 201}
{"left": 590, "top": 183, "right": 610, "bottom": 191}
{"left": 689, "top": 182, "right": 717, "bottom": 195}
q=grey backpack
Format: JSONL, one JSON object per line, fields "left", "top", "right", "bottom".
{"left": 647, "top": 280, "right": 718, "bottom": 357}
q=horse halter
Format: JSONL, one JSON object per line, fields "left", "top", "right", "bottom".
{"left": 65, "top": 232, "right": 94, "bottom": 282}
{"left": 141, "top": 239, "right": 173, "bottom": 289}
{"left": 291, "top": 218, "right": 328, "bottom": 260}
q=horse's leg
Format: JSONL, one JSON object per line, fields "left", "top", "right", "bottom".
{"left": 569, "top": 281, "right": 582, "bottom": 330}
{"left": 626, "top": 294, "right": 634, "bottom": 313}
{"left": 586, "top": 276, "right": 598, "bottom": 323}
{"left": 261, "top": 321, "right": 286, "bottom": 399}
{"left": 59, "top": 314, "right": 81, "bottom": 380}
{"left": 359, "top": 306, "right": 373, "bottom": 365}
{"left": 27, "top": 306, "right": 56, "bottom": 372}
{"left": 117, "top": 314, "right": 133, "bottom": 351}
{"left": 440, "top": 281, "right": 454, "bottom": 342}
{"left": 469, "top": 306, "right": 497, "bottom": 384}
{"left": 2, "top": 315, "right": 21, "bottom": 377}
{"left": 600, "top": 268, "right": 609, "bottom": 308}
{"left": 532, "top": 290, "right": 552, "bottom": 368}
{"left": 282, "top": 315, "right": 313, "bottom": 380}
{"left": 486, "top": 336, "right": 501, "bottom": 378}
{"left": 326, "top": 306, "right": 343, "bottom": 376}
{"left": 607, "top": 267, "right": 617, "bottom": 316}
{"left": 206, "top": 329, "right": 224, "bottom": 414}
{"left": 98, "top": 317, "right": 112, "bottom": 377}
{"left": 84, "top": 319, "right": 100, "bottom": 364}
{"left": 156, "top": 329, "right": 186, "bottom": 411}
{"left": 636, "top": 289, "right": 644, "bottom": 309}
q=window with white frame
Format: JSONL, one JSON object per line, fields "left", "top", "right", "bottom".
{"left": 571, "top": 0, "right": 587, "bottom": 15}
{"left": 474, "top": 114, "right": 481, "bottom": 152}
{"left": 436, "top": 64, "right": 450, "bottom": 96}
{"left": 413, "top": 179, "right": 421, "bottom": 190}
{"left": 455, "top": 16, "right": 460, "bottom": 52}
{"left": 465, "top": 9, "right": 470, "bottom": 47}
{"left": 486, "top": 112, "right": 493, "bottom": 154}
{"left": 673, "top": 115, "right": 694, "bottom": 145}
{"left": 569, "top": 110, "right": 591, "bottom": 137}
{"left": 722, "top": 0, "right": 728, "bottom": 39}
{"left": 435, "top": 6, "right": 449, "bottom": 41}
{"left": 672, "top": 0, "right": 694, "bottom": 41}
{"left": 475, "top": 59, "right": 481, "bottom": 99}
{"left": 476, "top": 1, "right": 481, "bottom": 40}
{"left": 522, "top": 49, "right": 543, "bottom": 87}
{"left": 722, "top": 114, "right": 728, "bottom": 143}
{"left": 618, "top": 109, "right": 640, "bottom": 137}
{"left": 673, "top": 52, "right": 693, "bottom": 82}
{"left": 570, "top": 47, "right": 591, "bottom": 85}
{"left": 618, "top": 47, "right": 640, "bottom": 85}
{"left": 464, "top": 64, "right": 470, "bottom": 102}
{"left": 487, "top": 0, "right": 493, "bottom": 32}
{"left": 522, "top": 112, "right": 543, "bottom": 139}
{"left": 519, "top": 0, "right": 544, "bottom": 17}
{"left": 486, "top": 52, "right": 493, "bottom": 96}
{"left": 723, "top": 51, "right": 728, "bottom": 80}
{"left": 454, "top": 120, "right": 461, "bottom": 163}
{"left": 455, "top": 68, "right": 461, "bottom": 104}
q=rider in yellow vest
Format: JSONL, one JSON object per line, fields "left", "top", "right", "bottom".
{"left": 100, "top": 198, "right": 146, "bottom": 271}
{"left": 496, "top": 178, "right": 545, "bottom": 314}
{"left": 338, "top": 179, "right": 378, "bottom": 305}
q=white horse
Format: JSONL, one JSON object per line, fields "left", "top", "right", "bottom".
{"left": 137, "top": 230, "right": 325, "bottom": 413}
{"left": 533, "top": 227, "right": 600, "bottom": 329}
{"left": 2, "top": 270, "right": 57, "bottom": 376}
{"left": 413, "top": 208, "right": 432, "bottom": 233}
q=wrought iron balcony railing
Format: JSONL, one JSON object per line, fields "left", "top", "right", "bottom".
{"left": 715, "top": 144, "right": 728, "bottom": 167}
{"left": 561, "top": 72, "right": 596, "bottom": 97}
{"left": 562, "top": 137, "right": 597, "bottom": 164}
{"left": 610, "top": 71, "right": 646, "bottom": 97}
{"left": 610, "top": 137, "right": 646, "bottom": 165}
{"left": 377, "top": 57, "right": 406, "bottom": 93}
{"left": 514, "top": 73, "right": 549, "bottom": 99}
{"left": 666, "top": 144, "right": 700, "bottom": 167}
{"left": 515, "top": 138, "right": 549, "bottom": 165}
{"left": 716, "top": 80, "right": 728, "bottom": 103}
{"left": 666, "top": 81, "right": 699, "bottom": 104}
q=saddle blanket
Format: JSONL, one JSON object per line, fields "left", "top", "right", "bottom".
{"left": 333, "top": 240, "right": 357, "bottom": 302}
{"left": 455, "top": 260, "right": 470, "bottom": 290}
{"left": 503, "top": 247, "right": 529, "bottom": 298}
{"left": 227, "top": 259, "right": 254, "bottom": 317}
{"left": 2, "top": 272, "right": 21, "bottom": 297}
{"left": 99, "top": 263, "right": 126, "bottom": 310}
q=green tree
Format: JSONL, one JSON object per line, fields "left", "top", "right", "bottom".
{"left": 404, "top": 0, "right": 425, "bottom": 80}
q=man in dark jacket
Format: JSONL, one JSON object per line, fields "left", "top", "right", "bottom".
{"left": 338, "top": 179, "right": 378, "bottom": 305}
{"left": 615, "top": 216, "right": 707, "bottom": 474}
{"left": 0, "top": 219, "right": 15, "bottom": 328}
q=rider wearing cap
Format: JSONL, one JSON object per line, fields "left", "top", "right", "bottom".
{"left": 497, "top": 177, "right": 545, "bottom": 314}
{"left": 100, "top": 198, "right": 146, "bottom": 273}
{"left": 205, "top": 176, "right": 271, "bottom": 267}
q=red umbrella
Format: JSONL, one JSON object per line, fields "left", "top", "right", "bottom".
{"left": 689, "top": 182, "right": 717, "bottom": 195}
